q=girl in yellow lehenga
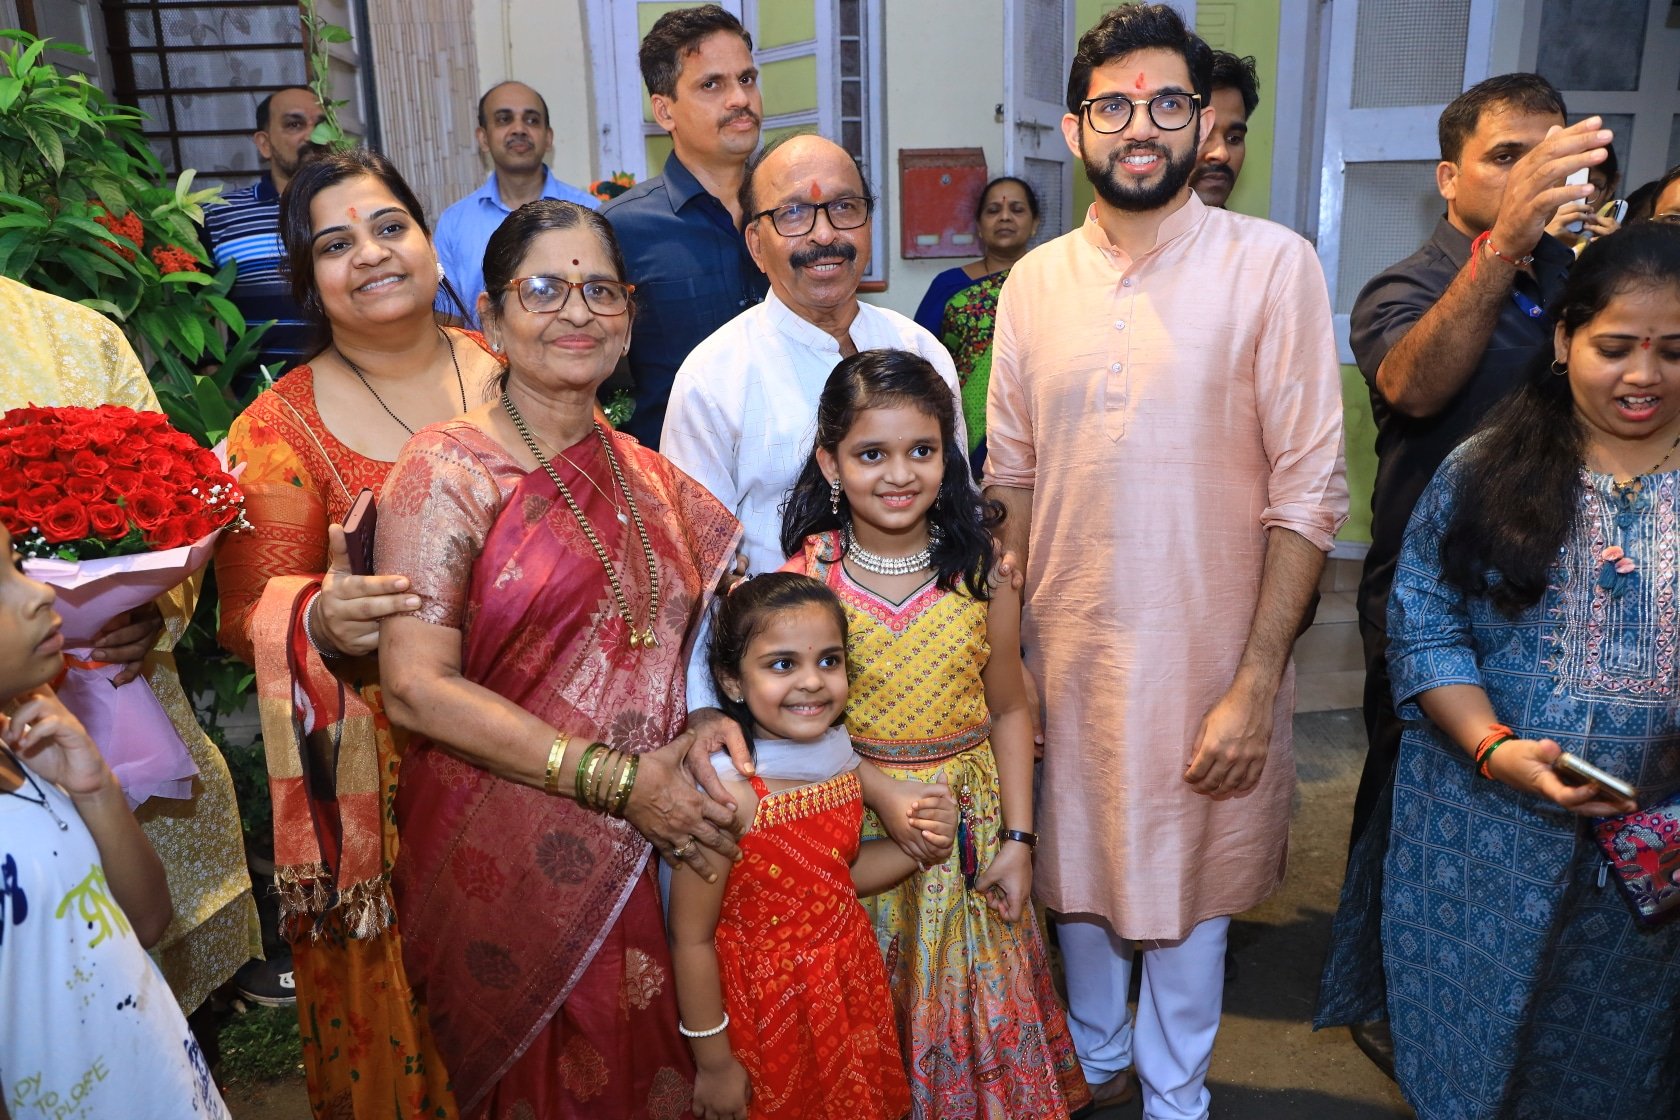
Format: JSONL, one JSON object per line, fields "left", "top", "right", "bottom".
{"left": 781, "top": 350, "right": 1089, "bottom": 1119}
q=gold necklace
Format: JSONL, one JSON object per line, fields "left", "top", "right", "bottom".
{"left": 529, "top": 434, "right": 626, "bottom": 524}
{"left": 501, "top": 392, "right": 661, "bottom": 648}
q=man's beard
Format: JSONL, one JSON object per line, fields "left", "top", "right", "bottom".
{"left": 274, "top": 142, "right": 325, "bottom": 179}
{"left": 1083, "top": 139, "right": 1197, "bottom": 212}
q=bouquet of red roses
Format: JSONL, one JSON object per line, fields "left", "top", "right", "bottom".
{"left": 0, "top": 404, "right": 247, "bottom": 806}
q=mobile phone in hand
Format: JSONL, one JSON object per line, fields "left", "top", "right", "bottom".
{"left": 342, "top": 488, "right": 378, "bottom": 576}
{"left": 1552, "top": 751, "right": 1635, "bottom": 803}
{"left": 1564, "top": 168, "right": 1590, "bottom": 233}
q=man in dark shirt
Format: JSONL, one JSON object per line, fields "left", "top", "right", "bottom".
{"left": 601, "top": 4, "right": 768, "bottom": 449}
{"left": 1319, "top": 72, "right": 1614, "bottom": 1072}
{"left": 203, "top": 87, "right": 325, "bottom": 379}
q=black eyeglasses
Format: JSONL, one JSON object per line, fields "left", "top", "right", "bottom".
{"left": 504, "top": 276, "right": 635, "bottom": 316}
{"left": 1078, "top": 91, "right": 1202, "bottom": 134}
{"left": 750, "top": 195, "right": 874, "bottom": 237}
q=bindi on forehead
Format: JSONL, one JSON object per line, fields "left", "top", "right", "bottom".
{"left": 572, "top": 258, "right": 580, "bottom": 266}
{"left": 1643, "top": 338, "right": 1653, "bottom": 350}
{"left": 348, "top": 207, "right": 358, "bottom": 221}
{"left": 1134, "top": 72, "right": 1148, "bottom": 90}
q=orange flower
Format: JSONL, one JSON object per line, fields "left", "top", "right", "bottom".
{"left": 150, "top": 244, "right": 201, "bottom": 273}
{"left": 92, "top": 208, "right": 143, "bottom": 262}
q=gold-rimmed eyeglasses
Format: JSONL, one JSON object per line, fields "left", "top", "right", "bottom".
{"left": 504, "top": 275, "right": 635, "bottom": 316}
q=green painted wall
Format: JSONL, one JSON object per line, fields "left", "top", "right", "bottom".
{"left": 1070, "top": 0, "right": 1280, "bottom": 221}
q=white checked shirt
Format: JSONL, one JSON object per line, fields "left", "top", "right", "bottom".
{"left": 661, "top": 290, "right": 965, "bottom": 707}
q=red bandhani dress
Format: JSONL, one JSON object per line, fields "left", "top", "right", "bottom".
{"left": 716, "top": 771, "right": 910, "bottom": 1120}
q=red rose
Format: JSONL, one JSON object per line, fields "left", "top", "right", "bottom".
{"left": 38, "top": 497, "right": 90, "bottom": 544}
{"left": 16, "top": 486, "right": 56, "bottom": 522}
{"left": 87, "top": 502, "right": 130, "bottom": 540}
{"left": 128, "top": 490, "right": 172, "bottom": 530}
{"left": 67, "top": 449, "right": 103, "bottom": 477}
{"left": 12, "top": 432, "right": 52, "bottom": 461}
{"left": 141, "top": 446, "right": 181, "bottom": 476}
{"left": 105, "top": 469, "right": 143, "bottom": 497}
{"left": 50, "top": 425, "right": 90, "bottom": 451}
{"left": 189, "top": 448, "right": 222, "bottom": 475}
{"left": 184, "top": 513, "right": 217, "bottom": 541}
{"left": 64, "top": 475, "right": 106, "bottom": 503}
{"left": 106, "top": 441, "right": 142, "bottom": 467}
{"left": 0, "top": 471, "right": 25, "bottom": 501}
{"left": 85, "top": 423, "right": 125, "bottom": 453}
{"left": 172, "top": 494, "right": 200, "bottom": 518}
{"left": 22, "top": 460, "right": 67, "bottom": 487}
{"left": 149, "top": 519, "right": 189, "bottom": 549}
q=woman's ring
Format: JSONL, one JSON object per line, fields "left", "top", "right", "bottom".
{"left": 672, "top": 839, "right": 694, "bottom": 859}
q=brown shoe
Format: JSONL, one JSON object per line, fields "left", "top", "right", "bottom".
{"left": 1071, "top": 1067, "right": 1136, "bottom": 1117}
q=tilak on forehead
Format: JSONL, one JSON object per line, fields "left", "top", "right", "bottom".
{"left": 811, "top": 180, "right": 823, "bottom": 201}
{"left": 1644, "top": 338, "right": 1653, "bottom": 350}
{"left": 348, "top": 206, "right": 359, "bottom": 220}
{"left": 1134, "top": 72, "right": 1148, "bottom": 90}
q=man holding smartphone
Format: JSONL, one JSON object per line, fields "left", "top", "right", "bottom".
{"left": 1316, "top": 73, "right": 1612, "bottom": 1075}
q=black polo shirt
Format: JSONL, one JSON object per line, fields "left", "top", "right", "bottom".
{"left": 1352, "top": 218, "right": 1572, "bottom": 629}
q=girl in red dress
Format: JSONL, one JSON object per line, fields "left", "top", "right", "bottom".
{"left": 669, "top": 574, "right": 944, "bottom": 1120}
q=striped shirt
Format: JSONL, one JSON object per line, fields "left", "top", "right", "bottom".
{"left": 203, "top": 172, "right": 313, "bottom": 375}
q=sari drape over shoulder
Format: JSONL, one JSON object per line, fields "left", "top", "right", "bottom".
{"left": 384, "top": 421, "right": 740, "bottom": 1116}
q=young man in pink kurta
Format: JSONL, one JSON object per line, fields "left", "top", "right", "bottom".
{"left": 983, "top": 8, "right": 1347, "bottom": 1118}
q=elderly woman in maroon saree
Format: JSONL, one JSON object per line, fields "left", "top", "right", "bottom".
{"left": 377, "top": 201, "right": 744, "bottom": 1119}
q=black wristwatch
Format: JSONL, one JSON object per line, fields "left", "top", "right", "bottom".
{"left": 1000, "top": 828, "right": 1038, "bottom": 849}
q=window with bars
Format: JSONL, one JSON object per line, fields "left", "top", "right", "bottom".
{"left": 102, "top": 0, "right": 309, "bottom": 190}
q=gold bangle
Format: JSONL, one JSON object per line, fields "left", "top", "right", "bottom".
{"left": 582, "top": 746, "right": 610, "bottom": 810}
{"left": 544, "top": 732, "right": 571, "bottom": 796}
{"left": 592, "top": 747, "right": 620, "bottom": 812}
{"left": 611, "top": 753, "right": 640, "bottom": 817}
{"left": 573, "top": 741, "right": 603, "bottom": 803}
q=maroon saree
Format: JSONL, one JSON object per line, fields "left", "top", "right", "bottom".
{"left": 380, "top": 420, "right": 740, "bottom": 1118}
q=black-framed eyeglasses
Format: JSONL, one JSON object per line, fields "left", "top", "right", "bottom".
{"left": 504, "top": 275, "right": 635, "bottom": 316}
{"left": 749, "top": 195, "right": 874, "bottom": 237}
{"left": 1078, "top": 91, "right": 1202, "bottom": 134}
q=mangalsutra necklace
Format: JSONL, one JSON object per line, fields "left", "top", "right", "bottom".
{"left": 529, "top": 435, "right": 626, "bottom": 525}
{"left": 842, "top": 522, "right": 940, "bottom": 577}
{"left": 1, "top": 745, "right": 69, "bottom": 831}
{"left": 1606, "top": 429, "right": 1680, "bottom": 499}
{"left": 502, "top": 392, "right": 662, "bottom": 648}
{"left": 340, "top": 328, "right": 468, "bottom": 436}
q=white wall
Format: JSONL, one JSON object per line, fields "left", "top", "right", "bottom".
{"left": 471, "top": 0, "right": 600, "bottom": 193}
{"left": 864, "top": 0, "right": 1006, "bottom": 318}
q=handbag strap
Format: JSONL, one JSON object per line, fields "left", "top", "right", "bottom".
{"left": 269, "top": 387, "right": 356, "bottom": 506}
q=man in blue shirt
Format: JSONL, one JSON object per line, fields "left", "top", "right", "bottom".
{"left": 434, "top": 81, "right": 598, "bottom": 326}
{"left": 602, "top": 5, "right": 768, "bottom": 448}
{"left": 204, "top": 87, "right": 325, "bottom": 379}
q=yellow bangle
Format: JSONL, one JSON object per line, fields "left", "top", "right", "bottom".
{"left": 581, "top": 746, "right": 609, "bottom": 809}
{"left": 610, "top": 753, "right": 639, "bottom": 816}
{"left": 573, "top": 741, "right": 602, "bottom": 803}
{"left": 544, "top": 732, "right": 571, "bottom": 796}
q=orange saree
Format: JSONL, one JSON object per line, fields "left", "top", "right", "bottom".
{"left": 219, "top": 366, "right": 459, "bottom": 1120}
{"left": 379, "top": 421, "right": 740, "bottom": 1119}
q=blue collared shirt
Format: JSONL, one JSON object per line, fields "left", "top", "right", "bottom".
{"left": 601, "top": 151, "right": 767, "bottom": 449}
{"left": 433, "top": 165, "right": 600, "bottom": 326}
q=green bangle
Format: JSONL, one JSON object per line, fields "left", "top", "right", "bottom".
{"left": 1477, "top": 737, "right": 1511, "bottom": 779}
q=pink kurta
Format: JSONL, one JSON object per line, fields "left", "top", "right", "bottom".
{"left": 984, "top": 196, "right": 1348, "bottom": 940}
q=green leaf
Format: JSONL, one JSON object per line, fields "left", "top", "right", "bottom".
{"left": 15, "top": 37, "right": 46, "bottom": 75}
{"left": 317, "top": 24, "right": 353, "bottom": 43}
{"left": 0, "top": 77, "right": 22, "bottom": 112}
{"left": 204, "top": 294, "right": 246, "bottom": 334}
{"left": 20, "top": 116, "right": 64, "bottom": 172}
{"left": 0, "top": 211, "right": 47, "bottom": 230}
{"left": 76, "top": 297, "right": 123, "bottom": 316}
{"left": 0, "top": 192, "right": 45, "bottom": 216}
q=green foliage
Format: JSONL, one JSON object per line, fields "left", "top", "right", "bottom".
{"left": 604, "top": 387, "right": 636, "bottom": 429}
{"left": 300, "top": 1, "right": 354, "bottom": 150}
{"left": 0, "top": 31, "right": 270, "bottom": 445}
{"left": 218, "top": 1003, "right": 302, "bottom": 1083}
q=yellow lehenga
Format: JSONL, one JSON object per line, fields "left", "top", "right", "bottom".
{"left": 793, "top": 531, "right": 1087, "bottom": 1120}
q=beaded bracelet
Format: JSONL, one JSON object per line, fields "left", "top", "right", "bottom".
{"left": 677, "top": 1012, "right": 729, "bottom": 1039}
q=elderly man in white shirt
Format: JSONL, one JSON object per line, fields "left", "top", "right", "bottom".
{"left": 661, "top": 133, "right": 965, "bottom": 576}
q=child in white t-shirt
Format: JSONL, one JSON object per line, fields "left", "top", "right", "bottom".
{"left": 0, "top": 522, "right": 229, "bottom": 1119}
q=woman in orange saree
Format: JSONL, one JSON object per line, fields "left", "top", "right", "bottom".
{"left": 377, "top": 200, "right": 745, "bottom": 1120}
{"left": 217, "top": 150, "right": 503, "bottom": 1119}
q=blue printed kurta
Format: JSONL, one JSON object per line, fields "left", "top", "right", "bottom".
{"left": 1373, "top": 446, "right": 1680, "bottom": 1119}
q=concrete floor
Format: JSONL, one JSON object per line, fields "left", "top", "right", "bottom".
{"left": 223, "top": 708, "right": 1413, "bottom": 1119}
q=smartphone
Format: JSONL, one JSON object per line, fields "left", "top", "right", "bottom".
{"left": 1564, "top": 167, "right": 1591, "bottom": 233}
{"left": 1553, "top": 751, "right": 1636, "bottom": 802}
{"left": 1601, "top": 199, "right": 1628, "bottom": 224}
{"left": 342, "top": 488, "right": 378, "bottom": 576}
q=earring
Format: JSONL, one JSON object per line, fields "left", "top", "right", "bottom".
{"left": 1551, "top": 359, "right": 1567, "bottom": 376}
{"left": 829, "top": 477, "right": 842, "bottom": 515}
{"left": 436, "top": 261, "right": 446, "bottom": 281}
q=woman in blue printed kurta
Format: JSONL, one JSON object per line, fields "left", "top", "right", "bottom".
{"left": 1376, "top": 224, "right": 1680, "bottom": 1120}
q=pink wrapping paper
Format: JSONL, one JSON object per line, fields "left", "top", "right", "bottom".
{"left": 26, "top": 531, "right": 222, "bottom": 808}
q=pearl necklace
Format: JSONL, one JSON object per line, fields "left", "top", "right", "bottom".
{"left": 842, "top": 523, "right": 940, "bottom": 577}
